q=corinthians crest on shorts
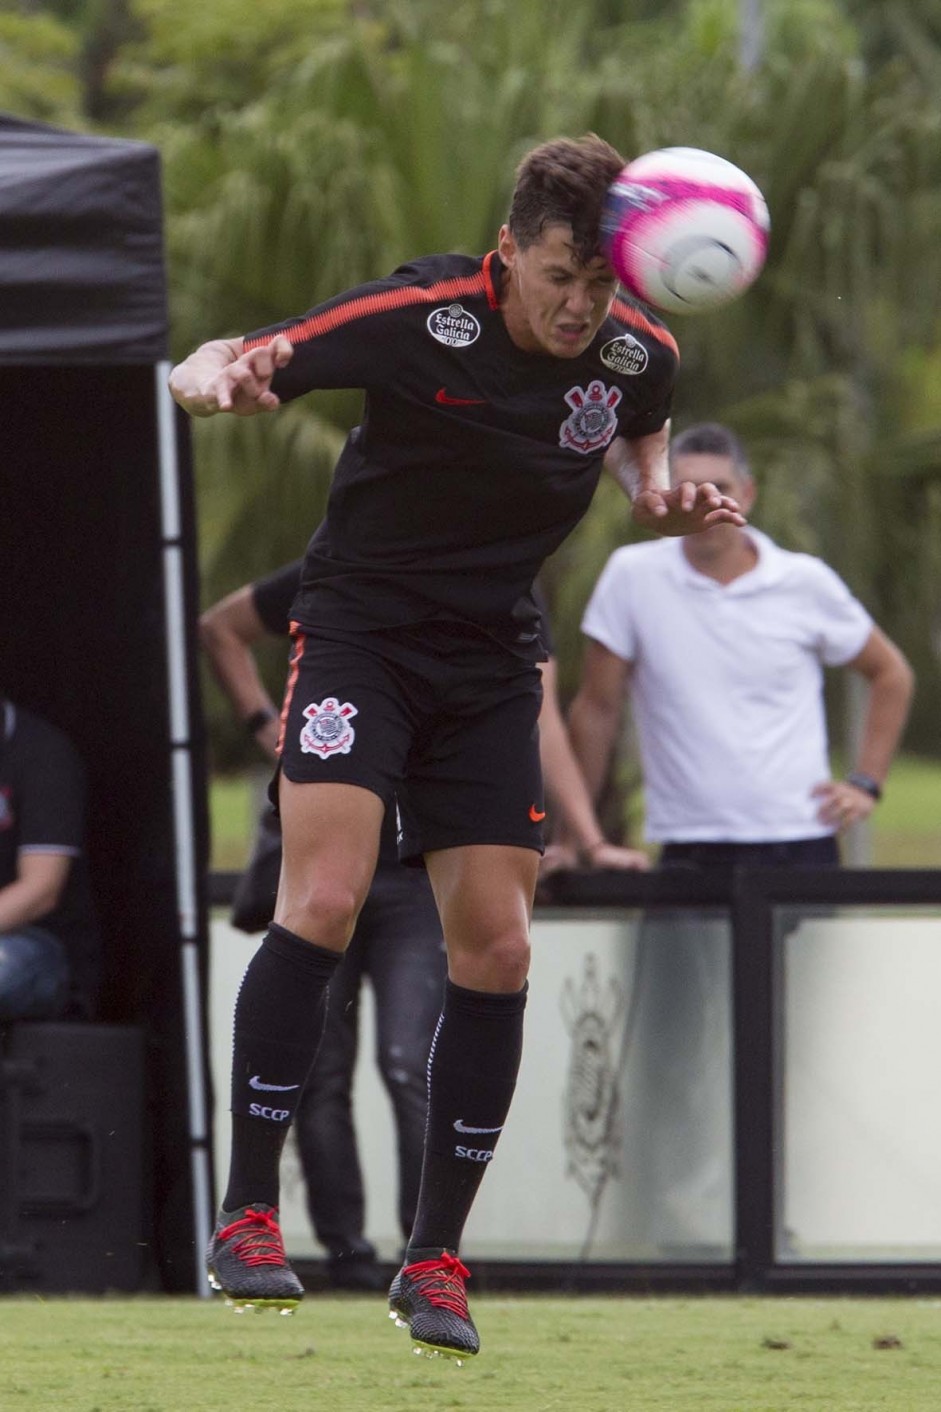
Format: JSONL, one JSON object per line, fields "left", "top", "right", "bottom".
{"left": 300, "top": 698, "right": 358, "bottom": 757}
{"left": 559, "top": 379, "right": 623, "bottom": 454}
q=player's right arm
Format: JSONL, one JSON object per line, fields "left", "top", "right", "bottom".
{"left": 169, "top": 335, "right": 294, "bottom": 418}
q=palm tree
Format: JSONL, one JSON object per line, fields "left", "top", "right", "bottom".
{"left": 0, "top": 7, "right": 81, "bottom": 122}
{"left": 150, "top": 0, "right": 941, "bottom": 764}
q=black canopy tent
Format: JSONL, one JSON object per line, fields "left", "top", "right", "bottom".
{"left": 0, "top": 114, "right": 212, "bottom": 1291}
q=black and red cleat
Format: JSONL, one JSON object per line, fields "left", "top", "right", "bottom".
{"left": 206, "top": 1204, "right": 304, "bottom": 1314}
{"left": 388, "top": 1250, "right": 480, "bottom": 1363}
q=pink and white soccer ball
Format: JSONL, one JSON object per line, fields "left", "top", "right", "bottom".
{"left": 601, "top": 147, "right": 770, "bottom": 315}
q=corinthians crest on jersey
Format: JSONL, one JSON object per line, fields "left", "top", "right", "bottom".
{"left": 300, "top": 698, "right": 358, "bottom": 757}
{"left": 559, "top": 379, "right": 623, "bottom": 454}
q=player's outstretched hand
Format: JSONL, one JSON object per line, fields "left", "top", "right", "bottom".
{"left": 214, "top": 337, "right": 294, "bottom": 416}
{"left": 632, "top": 480, "right": 746, "bottom": 536}
{"left": 170, "top": 336, "right": 294, "bottom": 418}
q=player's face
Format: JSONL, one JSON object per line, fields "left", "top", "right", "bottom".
{"left": 498, "top": 222, "right": 617, "bottom": 359}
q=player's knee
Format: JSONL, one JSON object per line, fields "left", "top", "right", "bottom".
{"left": 279, "top": 878, "right": 360, "bottom": 950}
{"left": 493, "top": 935, "right": 531, "bottom": 991}
{"left": 452, "top": 929, "right": 530, "bottom": 993}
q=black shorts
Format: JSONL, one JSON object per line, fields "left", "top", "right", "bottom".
{"left": 277, "top": 623, "right": 546, "bottom": 859}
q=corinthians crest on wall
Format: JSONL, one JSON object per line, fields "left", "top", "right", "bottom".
{"left": 560, "top": 952, "right": 628, "bottom": 1224}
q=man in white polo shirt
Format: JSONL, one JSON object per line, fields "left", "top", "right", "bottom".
{"left": 569, "top": 421, "right": 914, "bottom": 872}
{"left": 566, "top": 421, "right": 914, "bottom": 1252}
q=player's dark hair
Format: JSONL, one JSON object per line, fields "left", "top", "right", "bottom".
{"left": 509, "top": 134, "right": 626, "bottom": 266}
{"left": 670, "top": 422, "right": 751, "bottom": 479}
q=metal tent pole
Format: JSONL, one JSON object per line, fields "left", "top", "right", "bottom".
{"left": 155, "top": 361, "right": 213, "bottom": 1296}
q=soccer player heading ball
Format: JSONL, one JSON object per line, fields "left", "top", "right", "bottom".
{"left": 170, "top": 133, "right": 744, "bottom": 1362}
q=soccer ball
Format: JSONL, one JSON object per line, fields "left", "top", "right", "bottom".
{"left": 600, "top": 147, "right": 770, "bottom": 315}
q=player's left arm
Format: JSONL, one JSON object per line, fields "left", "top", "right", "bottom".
{"left": 604, "top": 426, "right": 746, "bottom": 535}
{"left": 812, "top": 626, "right": 916, "bottom": 827}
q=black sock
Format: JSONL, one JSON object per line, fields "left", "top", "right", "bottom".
{"left": 223, "top": 923, "right": 341, "bottom": 1211}
{"left": 407, "top": 978, "right": 527, "bottom": 1256}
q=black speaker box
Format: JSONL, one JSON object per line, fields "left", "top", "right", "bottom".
{"left": 0, "top": 1023, "right": 146, "bottom": 1293}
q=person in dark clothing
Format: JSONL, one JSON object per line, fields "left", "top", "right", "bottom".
{"left": 200, "top": 560, "right": 647, "bottom": 1284}
{"left": 171, "top": 132, "right": 742, "bottom": 1359}
{"left": 0, "top": 696, "right": 101, "bottom": 1023}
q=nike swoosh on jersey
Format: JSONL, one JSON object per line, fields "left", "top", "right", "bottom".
{"left": 435, "top": 387, "right": 487, "bottom": 406}
{"left": 529, "top": 804, "right": 547, "bottom": 822}
{"left": 453, "top": 1118, "right": 504, "bottom": 1135}
{"left": 249, "top": 1075, "right": 301, "bottom": 1092}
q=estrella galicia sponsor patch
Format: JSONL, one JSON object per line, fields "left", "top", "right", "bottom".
{"left": 559, "top": 379, "right": 623, "bottom": 454}
{"left": 300, "top": 698, "right": 358, "bottom": 757}
{"left": 426, "top": 303, "right": 481, "bottom": 347}
{"left": 600, "top": 333, "right": 649, "bottom": 375}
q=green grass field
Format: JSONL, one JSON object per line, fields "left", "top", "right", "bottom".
{"left": 208, "top": 754, "right": 941, "bottom": 871}
{"left": 3, "top": 1293, "right": 941, "bottom": 1411}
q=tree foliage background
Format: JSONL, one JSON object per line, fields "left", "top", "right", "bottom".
{"left": 4, "top": 0, "right": 940, "bottom": 792}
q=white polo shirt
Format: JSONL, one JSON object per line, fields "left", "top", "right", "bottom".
{"left": 580, "top": 530, "right": 873, "bottom": 843}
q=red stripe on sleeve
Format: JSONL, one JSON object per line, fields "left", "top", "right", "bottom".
{"left": 244, "top": 272, "right": 489, "bottom": 351}
{"left": 612, "top": 298, "right": 680, "bottom": 362}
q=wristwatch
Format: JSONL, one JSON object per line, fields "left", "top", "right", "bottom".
{"left": 845, "top": 771, "right": 882, "bottom": 801}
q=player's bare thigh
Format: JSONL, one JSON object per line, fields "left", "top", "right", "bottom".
{"left": 275, "top": 777, "right": 385, "bottom": 950}
{"left": 424, "top": 843, "right": 538, "bottom": 993}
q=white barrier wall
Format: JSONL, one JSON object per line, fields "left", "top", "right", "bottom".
{"left": 208, "top": 910, "right": 734, "bottom": 1262}
{"left": 782, "top": 913, "right": 941, "bottom": 1259}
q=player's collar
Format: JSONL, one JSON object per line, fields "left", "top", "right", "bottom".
{"left": 482, "top": 249, "right": 504, "bottom": 310}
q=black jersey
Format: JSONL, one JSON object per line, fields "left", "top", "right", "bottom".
{"left": 244, "top": 250, "right": 678, "bottom": 657}
{"left": 252, "top": 558, "right": 304, "bottom": 638}
{"left": 253, "top": 564, "right": 566, "bottom": 657}
{"left": 531, "top": 582, "right": 555, "bottom": 658}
